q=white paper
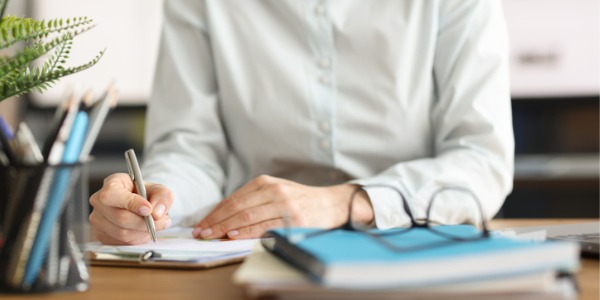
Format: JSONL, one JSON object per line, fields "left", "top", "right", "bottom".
{"left": 87, "top": 227, "right": 259, "bottom": 261}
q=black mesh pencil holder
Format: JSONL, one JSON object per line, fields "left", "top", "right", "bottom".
{"left": 0, "top": 162, "right": 90, "bottom": 293}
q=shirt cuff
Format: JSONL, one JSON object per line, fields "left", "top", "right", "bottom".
{"left": 349, "top": 176, "right": 413, "bottom": 229}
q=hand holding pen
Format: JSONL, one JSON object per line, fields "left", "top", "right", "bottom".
{"left": 89, "top": 152, "right": 173, "bottom": 245}
{"left": 89, "top": 173, "right": 173, "bottom": 245}
{"left": 125, "top": 149, "right": 157, "bottom": 243}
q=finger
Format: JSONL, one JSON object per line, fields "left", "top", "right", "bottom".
{"left": 146, "top": 183, "right": 174, "bottom": 219}
{"left": 103, "top": 173, "right": 135, "bottom": 192}
{"left": 210, "top": 175, "right": 281, "bottom": 213}
{"left": 197, "top": 190, "right": 265, "bottom": 230}
{"left": 210, "top": 175, "right": 272, "bottom": 212}
{"left": 91, "top": 208, "right": 172, "bottom": 242}
{"left": 201, "top": 175, "right": 286, "bottom": 227}
{"left": 195, "top": 190, "right": 271, "bottom": 236}
{"left": 154, "top": 215, "right": 173, "bottom": 231}
{"left": 196, "top": 176, "right": 294, "bottom": 232}
{"left": 197, "top": 202, "right": 281, "bottom": 239}
{"left": 90, "top": 183, "right": 152, "bottom": 217}
{"left": 93, "top": 204, "right": 149, "bottom": 231}
{"left": 227, "top": 218, "right": 285, "bottom": 239}
{"left": 97, "top": 205, "right": 172, "bottom": 232}
{"left": 89, "top": 210, "right": 150, "bottom": 245}
{"left": 89, "top": 174, "right": 130, "bottom": 210}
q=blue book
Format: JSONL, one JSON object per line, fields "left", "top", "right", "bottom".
{"left": 262, "top": 225, "right": 579, "bottom": 289}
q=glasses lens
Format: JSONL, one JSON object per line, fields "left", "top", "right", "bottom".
{"left": 426, "top": 187, "right": 487, "bottom": 240}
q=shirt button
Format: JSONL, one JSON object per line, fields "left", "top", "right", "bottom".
{"left": 318, "top": 58, "right": 331, "bottom": 69}
{"left": 320, "top": 139, "right": 331, "bottom": 151}
{"left": 314, "top": 4, "right": 326, "bottom": 16}
{"left": 319, "top": 75, "right": 330, "bottom": 85}
{"left": 319, "top": 121, "right": 330, "bottom": 133}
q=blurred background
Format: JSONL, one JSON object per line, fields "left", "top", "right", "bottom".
{"left": 0, "top": 0, "right": 598, "bottom": 218}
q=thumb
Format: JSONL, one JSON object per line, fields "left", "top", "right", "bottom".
{"left": 99, "top": 173, "right": 153, "bottom": 216}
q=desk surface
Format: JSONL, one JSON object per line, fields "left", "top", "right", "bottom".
{"left": 1, "top": 219, "right": 598, "bottom": 300}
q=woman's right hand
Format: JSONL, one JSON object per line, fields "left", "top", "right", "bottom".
{"left": 89, "top": 173, "right": 174, "bottom": 245}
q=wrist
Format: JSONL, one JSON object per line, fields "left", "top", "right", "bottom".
{"left": 352, "top": 186, "right": 375, "bottom": 226}
{"left": 334, "top": 184, "right": 375, "bottom": 226}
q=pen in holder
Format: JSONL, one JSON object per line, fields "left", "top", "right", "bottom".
{"left": 0, "top": 162, "right": 90, "bottom": 293}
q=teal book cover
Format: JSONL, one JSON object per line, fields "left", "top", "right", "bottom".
{"left": 262, "top": 225, "right": 579, "bottom": 289}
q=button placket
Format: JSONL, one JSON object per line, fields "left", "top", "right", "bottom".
{"left": 308, "top": 0, "right": 335, "bottom": 161}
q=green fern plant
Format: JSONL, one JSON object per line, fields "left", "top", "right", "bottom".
{"left": 0, "top": 0, "right": 104, "bottom": 102}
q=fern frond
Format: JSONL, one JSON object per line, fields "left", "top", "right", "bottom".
{"left": 0, "top": 15, "right": 93, "bottom": 49}
{"left": 0, "top": 32, "right": 73, "bottom": 79}
{"left": 0, "top": 1, "right": 104, "bottom": 103}
{"left": 0, "top": 49, "right": 104, "bottom": 100}
{"left": 0, "top": 0, "right": 7, "bottom": 21}
{"left": 45, "top": 36, "right": 73, "bottom": 74}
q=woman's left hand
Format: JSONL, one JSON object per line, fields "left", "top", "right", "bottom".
{"left": 193, "top": 175, "right": 374, "bottom": 239}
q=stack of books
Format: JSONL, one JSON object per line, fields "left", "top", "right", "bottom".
{"left": 234, "top": 225, "right": 579, "bottom": 299}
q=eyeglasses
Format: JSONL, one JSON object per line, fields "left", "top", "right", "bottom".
{"left": 283, "top": 184, "right": 490, "bottom": 252}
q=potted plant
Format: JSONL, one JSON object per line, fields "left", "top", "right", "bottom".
{"left": 0, "top": 0, "right": 103, "bottom": 102}
{"left": 0, "top": 1, "right": 106, "bottom": 293}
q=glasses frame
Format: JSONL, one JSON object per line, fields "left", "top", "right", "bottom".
{"left": 285, "top": 184, "right": 490, "bottom": 252}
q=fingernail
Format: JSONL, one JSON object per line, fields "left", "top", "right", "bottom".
{"left": 154, "top": 204, "right": 166, "bottom": 217}
{"left": 139, "top": 206, "right": 151, "bottom": 216}
{"left": 227, "top": 230, "right": 239, "bottom": 238}
{"left": 192, "top": 227, "right": 202, "bottom": 237}
{"left": 200, "top": 228, "right": 213, "bottom": 238}
{"left": 164, "top": 218, "right": 172, "bottom": 229}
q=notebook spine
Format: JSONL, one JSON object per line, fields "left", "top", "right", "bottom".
{"left": 261, "top": 231, "right": 326, "bottom": 283}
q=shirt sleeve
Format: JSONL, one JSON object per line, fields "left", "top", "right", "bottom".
{"left": 142, "top": 0, "right": 227, "bottom": 227}
{"left": 351, "top": 0, "right": 514, "bottom": 229}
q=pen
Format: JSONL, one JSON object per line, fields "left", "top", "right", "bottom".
{"left": 23, "top": 111, "right": 89, "bottom": 288}
{"left": 125, "top": 149, "right": 157, "bottom": 243}
{"left": 79, "top": 86, "right": 118, "bottom": 161}
{"left": 0, "top": 116, "right": 16, "bottom": 163}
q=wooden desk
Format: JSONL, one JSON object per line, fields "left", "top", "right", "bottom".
{"left": 1, "top": 219, "right": 598, "bottom": 300}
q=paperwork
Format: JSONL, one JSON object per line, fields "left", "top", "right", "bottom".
{"left": 86, "top": 227, "right": 258, "bottom": 268}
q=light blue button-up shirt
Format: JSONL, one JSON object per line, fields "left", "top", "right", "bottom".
{"left": 143, "top": 0, "right": 514, "bottom": 228}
